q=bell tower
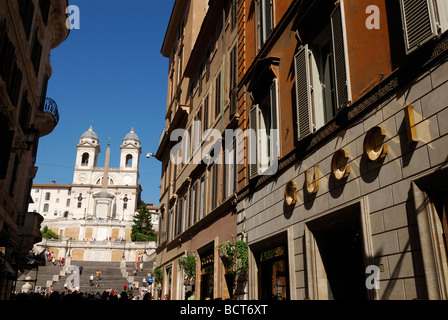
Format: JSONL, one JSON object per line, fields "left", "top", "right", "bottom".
{"left": 73, "top": 126, "right": 100, "bottom": 183}
{"left": 120, "top": 128, "right": 141, "bottom": 171}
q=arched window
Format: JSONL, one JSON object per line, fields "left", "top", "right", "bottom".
{"left": 45, "top": 192, "right": 50, "bottom": 200}
{"left": 63, "top": 211, "right": 69, "bottom": 218}
{"left": 126, "top": 154, "right": 133, "bottom": 167}
{"left": 81, "top": 153, "right": 89, "bottom": 166}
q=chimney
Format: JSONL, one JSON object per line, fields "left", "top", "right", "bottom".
{"left": 52, "top": 181, "right": 56, "bottom": 184}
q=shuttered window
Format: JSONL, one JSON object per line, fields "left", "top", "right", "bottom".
{"left": 270, "top": 79, "right": 280, "bottom": 159}
{"left": 256, "top": 0, "right": 274, "bottom": 49}
{"left": 400, "top": 0, "right": 438, "bottom": 53}
{"left": 249, "top": 79, "right": 280, "bottom": 179}
{"left": 249, "top": 106, "right": 260, "bottom": 179}
{"left": 330, "top": 0, "right": 351, "bottom": 110}
{"left": 294, "top": 1, "right": 351, "bottom": 141}
{"left": 294, "top": 45, "right": 313, "bottom": 141}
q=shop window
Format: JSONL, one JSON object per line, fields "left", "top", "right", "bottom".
{"left": 200, "top": 251, "right": 214, "bottom": 300}
{"left": 259, "top": 246, "right": 290, "bottom": 300}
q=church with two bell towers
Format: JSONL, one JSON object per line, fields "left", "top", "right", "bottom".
{"left": 71, "top": 125, "right": 142, "bottom": 222}
{"left": 28, "top": 126, "right": 154, "bottom": 262}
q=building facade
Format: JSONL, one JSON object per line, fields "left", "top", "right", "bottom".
{"left": 155, "top": 0, "right": 242, "bottom": 300}
{"left": 0, "top": 0, "right": 70, "bottom": 300}
{"left": 28, "top": 126, "right": 158, "bottom": 263}
{"left": 235, "top": 0, "right": 448, "bottom": 300}
{"left": 156, "top": 0, "right": 448, "bottom": 300}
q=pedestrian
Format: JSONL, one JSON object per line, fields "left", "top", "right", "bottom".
{"left": 89, "top": 275, "right": 94, "bottom": 286}
{"left": 79, "top": 265, "right": 83, "bottom": 276}
{"left": 139, "top": 261, "right": 143, "bottom": 272}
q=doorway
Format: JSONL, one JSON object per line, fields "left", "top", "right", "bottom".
{"left": 308, "top": 212, "right": 368, "bottom": 300}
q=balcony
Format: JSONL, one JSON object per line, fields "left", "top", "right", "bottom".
{"left": 35, "top": 97, "right": 59, "bottom": 137}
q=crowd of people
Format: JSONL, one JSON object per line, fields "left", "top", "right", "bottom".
{"left": 10, "top": 289, "right": 154, "bottom": 301}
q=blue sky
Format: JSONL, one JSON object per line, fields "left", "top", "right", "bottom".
{"left": 33, "top": 0, "right": 175, "bottom": 205}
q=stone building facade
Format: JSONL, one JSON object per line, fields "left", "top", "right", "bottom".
{"left": 155, "top": 0, "right": 241, "bottom": 300}
{"left": 0, "top": 0, "right": 70, "bottom": 300}
{"left": 156, "top": 0, "right": 448, "bottom": 300}
{"left": 235, "top": 0, "right": 448, "bottom": 300}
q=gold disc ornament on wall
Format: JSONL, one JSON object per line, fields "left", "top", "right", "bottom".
{"left": 331, "top": 149, "right": 350, "bottom": 180}
{"left": 364, "top": 126, "right": 388, "bottom": 162}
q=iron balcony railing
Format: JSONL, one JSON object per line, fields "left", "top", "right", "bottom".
{"left": 39, "top": 97, "right": 59, "bottom": 125}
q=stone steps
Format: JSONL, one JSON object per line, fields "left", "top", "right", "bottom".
{"left": 51, "top": 261, "right": 130, "bottom": 294}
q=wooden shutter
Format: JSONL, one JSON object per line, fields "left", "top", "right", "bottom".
{"left": 331, "top": 0, "right": 351, "bottom": 110}
{"left": 294, "top": 45, "right": 313, "bottom": 141}
{"left": 249, "top": 105, "right": 260, "bottom": 179}
{"left": 263, "top": 0, "right": 274, "bottom": 41}
{"left": 270, "top": 79, "right": 280, "bottom": 158}
{"left": 400, "top": 0, "right": 438, "bottom": 53}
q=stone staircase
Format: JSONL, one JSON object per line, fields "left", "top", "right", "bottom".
{"left": 122, "top": 259, "right": 156, "bottom": 289}
{"left": 17, "top": 263, "right": 64, "bottom": 291}
{"left": 18, "top": 256, "right": 157, "bottom": 295}
{"left": 51, "top": 261, "right": 130, "bottom": 294}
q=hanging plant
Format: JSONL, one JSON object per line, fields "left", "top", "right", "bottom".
{"left": 217, "top": 240, "right": 248, "bottom": 277}
{"left": 178, "top": 254, "right": 197, "bottom": 283}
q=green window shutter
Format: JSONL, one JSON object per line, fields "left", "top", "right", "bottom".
{"left": 331, "top": 0, "right": 351, "bottom": 110}
{"left": 400, "top": 0, "right": 438, "bottom": 53}
{"left": 249, "top": 105, "right": 260, "bottom": 179}
{"left": 294, "top": 45, "right": 313, "bottom": 141}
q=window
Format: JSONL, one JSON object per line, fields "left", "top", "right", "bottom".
{"left": 126, "top": 154, "right": 133, "bottom": 167}
{"left": 18, "top": 0, "right": 35, "bottom": 40}
{"left": 81, "top": 153, "right": 89, "bottom": 166}
{"left": 211, "top": 164, "right": 219, "bottom": 209}
{"left": 39, "top": 0, "right": 50, "bottom": 26}
{"left": 19, "top": 90, "right": 31, "bottom": 131}
{"left": 198, "top": 175, "right": 206, "bottom": 220}
{"left": 54, "top": 210, "right": 58, "bottom": 216}
{"left": 181, "top": 194, "right": 188, "bottom": 233}
{"left": 215, "top": 72, "right": 221, "bottom": 118}
{"left": 30, "top": 27, "right": 42, "bottom": 77}
{"left": 77, "top": 201, "right": 82, "bottom": 208}
{"left": 231, "top": 0, "right": 238, "bottom": 29}
{"left": 229, "top": 44, "right": 238, "bottom": 115}
{"left": 176, "top": 196, "right": 184, "bottom": 236}
{"left": 123, "top": 203, "right": 127, "bottom": 209}
{"left": 224, "top": 138, "right": 237, "bottom": 199}
{"left": 249, "top": 79, "right": 279, "bottom": 179}
{"left": 399, "top": 0, "right": 448, "bottom": 54}
{"left": 189, "top": 183, "right": 198, "bottom": 227}
{"left": 294, "top": 1, "right": 351, "bottom": 141}
{"left": 45, "top": 192, "right": 50, "bottom": 200}
{"left": 203, "top": 94, "right": 209, "bottom": 132}
{"left": 43, "top": 204, "right": 49, "bottom": 212}
{"left": 256, "top": 0, "right": 274, "bottom": 49}
{"left": 66, "top": 199, "right": 70, "bottom": 207}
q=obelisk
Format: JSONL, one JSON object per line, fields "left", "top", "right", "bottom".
{"left": 93, "top": 139, "right": 114, "bottom": 221}
{"left": 102, "top": 139, "right": 111, "bottom": 191}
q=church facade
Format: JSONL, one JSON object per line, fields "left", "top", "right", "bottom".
{"left": 29, "top": 127, "right": 157, "bottom": 262}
